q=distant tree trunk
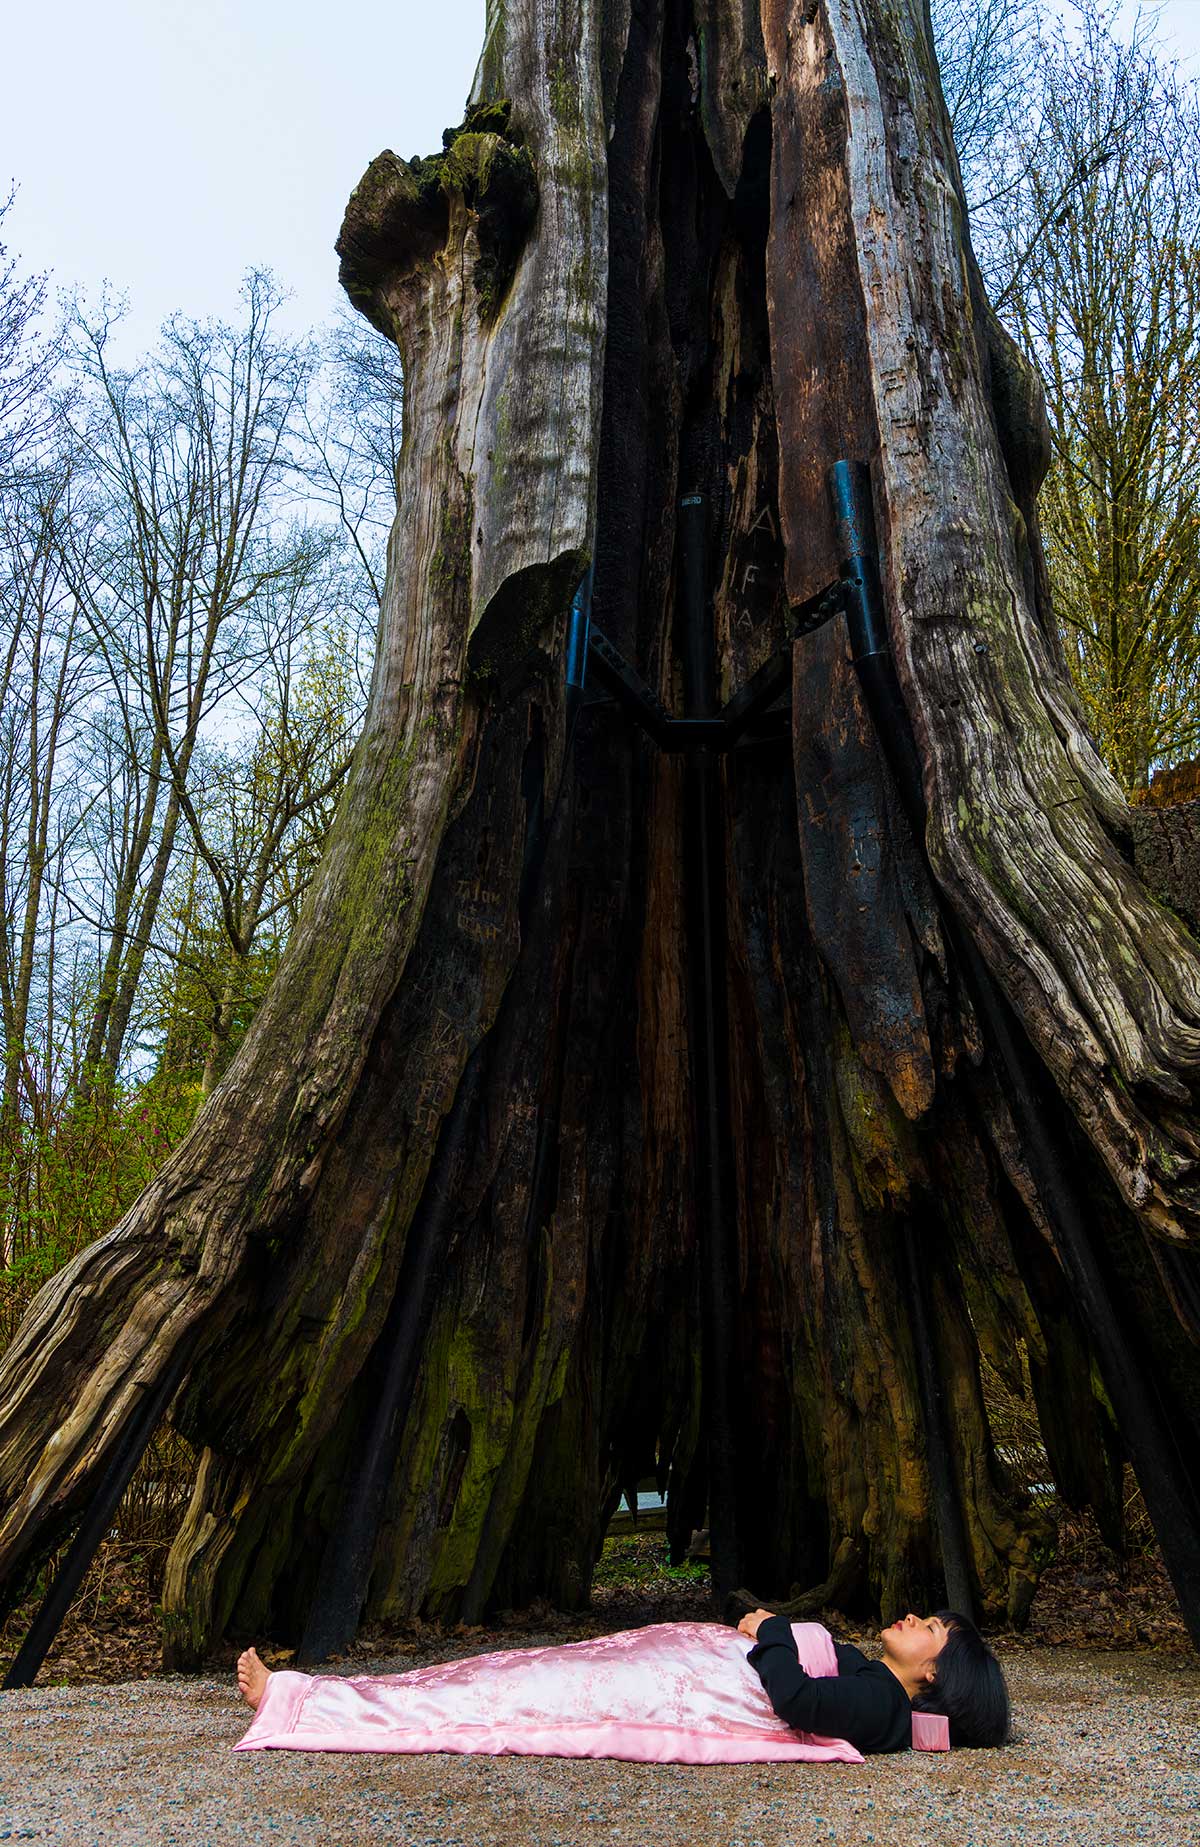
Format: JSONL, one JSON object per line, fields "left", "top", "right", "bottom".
{"left": 2, "top": 0, "right": 1199, "bottom": 1664}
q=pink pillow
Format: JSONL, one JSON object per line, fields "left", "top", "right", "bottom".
{"left": 911, "top": 1710, "right": 951, "bottom": 1751}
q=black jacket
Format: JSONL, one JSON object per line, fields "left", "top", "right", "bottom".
{"left": 746, "top": 1616, "right": 911, "bottom": 1754}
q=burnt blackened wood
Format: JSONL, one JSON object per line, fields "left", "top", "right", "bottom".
{"left": 901, "top": 1217, "right": 974, "bottom": 1621}
{"left": 679, "top": 491, "right": 743, "bottom": 1598}
{"left": 792, "top": 622, "right": 933, "bottom": 1123}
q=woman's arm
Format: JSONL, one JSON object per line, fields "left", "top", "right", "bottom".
{"left": 742, "top": 1614, "right": 896, "bottom": 1746}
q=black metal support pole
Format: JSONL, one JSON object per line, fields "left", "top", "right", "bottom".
{"left": 678, "top": 491, "right": 743, "bottom": 1600}
{"left": 828, "top": 459, "right": 1200, "bottom": 1648}
{"left": 828, "top": 462, "right": 924, "bottom": 818}
{"left": 564, "top": 565, "right": 594, "bottom": 741}
{"left": 3, "top": 1333, "right": 197, "bottom": 1689}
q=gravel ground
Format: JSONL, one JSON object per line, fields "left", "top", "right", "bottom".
{"left": 0, "top": 1635, "right": 1196, "bottom": 1846}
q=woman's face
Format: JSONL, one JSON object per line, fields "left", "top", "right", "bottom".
{"left": 880, "top": 1612, "right": 952, "bottom": 1679}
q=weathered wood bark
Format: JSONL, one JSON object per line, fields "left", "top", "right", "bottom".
{"left": 2, "top": 0, "right": 1199, "bottom": 1662}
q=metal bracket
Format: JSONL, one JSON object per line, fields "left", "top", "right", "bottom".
{"left": 570, "top": 573, "right": 855, "bottom": 756}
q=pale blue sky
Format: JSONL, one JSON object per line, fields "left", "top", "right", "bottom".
{"left": 1, "top": 1, "right": 1196, "bottom": 358}
{"left": 2, "top": 0, "right": 487, "bottom": 353}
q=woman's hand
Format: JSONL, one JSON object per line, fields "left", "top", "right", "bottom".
{"left": 737, "top": 1608, "right": 776, "bottom": 1641}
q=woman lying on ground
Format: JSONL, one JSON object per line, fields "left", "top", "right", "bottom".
{"left": 233, "top": 1602, "right": 1009, "bottom": 1764}
{"left": 735, "top": 1606, "right": 1010, "bottom": 1752}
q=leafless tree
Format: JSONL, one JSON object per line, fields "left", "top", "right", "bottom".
{"left": 147, "top": 544, "right": 364, "bottom": 1093}
{"left": 995, "top": 4, "right": 1200, "bottom": 788}
{"left": 0, "top": 190, "right": 60, "bottom": 488}
{"left": 301, "top": 300, "right": 404, "bottom": 603}
{"left": 0, "top": 262, "right": 384, "bottom": 1345}
{"left": 0, "top": 450, "right": 91, "bottom": 1127}
{"left": 930, "top": 0, "right": 1044, "bottom": 238}
{"left": 59, "top": 274, "right": 319, "bottom": 1091}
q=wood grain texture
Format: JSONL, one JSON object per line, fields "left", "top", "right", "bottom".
{"left": 775, "top": 0, "right": 1200, "bottom": 1243}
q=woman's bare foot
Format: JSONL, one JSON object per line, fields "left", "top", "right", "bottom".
{"left": 236, "top": 1647, "right": 271, "bottom": 1711}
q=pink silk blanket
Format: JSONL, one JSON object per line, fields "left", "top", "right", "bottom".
{"left": 233, "top": 1619, "right": 865, "bottom": 1764}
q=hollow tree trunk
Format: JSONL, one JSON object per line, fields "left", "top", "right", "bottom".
{"left": 3, "top": 0, "right": 1199, "bottom": 1663}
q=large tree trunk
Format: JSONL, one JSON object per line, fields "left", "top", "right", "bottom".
{"left": 3, "top": 0, "right": 1199, "bottom": 1664}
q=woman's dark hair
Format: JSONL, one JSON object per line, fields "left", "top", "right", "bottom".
{"left": 910, "top": 1610, "right": 1011, "bottom": 1748}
